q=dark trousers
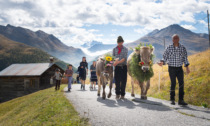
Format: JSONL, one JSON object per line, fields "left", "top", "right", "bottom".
{"left": 55, "top": 80, "right": 61, "bottom": 90}
{"left": 114, "top": 65, "right": 127, "bottom": 96}
{"left": 168, "top": 66, "right": 184, "bottom": 101}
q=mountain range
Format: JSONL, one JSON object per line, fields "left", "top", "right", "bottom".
{"left": 0, "top": 24, "right": 85, "bottom": 66}
{"left": 83, "top": 24, "right": 209, "bottom": 62}
{"left": 0, "top": 24, "right": 208, "bottom": 69}
{"left": 82, "top": 40, "right": 116, "bottom": 52}
{"left": 126, "top": 24, "right": 209, "bottom": 61}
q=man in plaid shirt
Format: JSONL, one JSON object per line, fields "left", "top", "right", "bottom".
{"left": 158, "top": 34, "right": 190, "bottom": 105}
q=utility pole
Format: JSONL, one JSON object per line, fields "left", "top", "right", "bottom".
{"left": 207, "top": 10, "right": 210, "bottom": 48}
{"left": 164, "top": 37, "right": 166, "bottom": 49}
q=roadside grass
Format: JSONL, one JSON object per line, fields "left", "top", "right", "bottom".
{"left": 0, "top": 84, "right": 89, "bottom": 126}
{"left": 126, "top": 49, "right": 210, "bottom": 108}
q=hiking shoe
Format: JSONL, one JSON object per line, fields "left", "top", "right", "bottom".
{"left": 116, "top": 95, "right": 120, "bottom": 100}
{"left": 171, "top": 100, "right": 175, "bottom": 105}
{"left": 68, "top": 88, "right": 70, "bottom": 92}
{"left": 178, "top": 100, "right": 188, "bottom": 106}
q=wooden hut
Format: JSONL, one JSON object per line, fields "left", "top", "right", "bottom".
{"left": 0, "top": 63, "right": 64, "bottom": 102}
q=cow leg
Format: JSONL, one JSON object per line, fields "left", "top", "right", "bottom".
{"left": 139, "top": 82, "right": 145, "bottom": 99}
{"left": 102, "top": 83, "right": 106, "bottom": 99}
{"left": 108, "top": 77, "right": 113, "bottom": 98}
{"left": 97, "top": 76, "right": 101, "bottom": 96}
{"left": 144, "top": 79, "right": 150, "bottom": 100}
{"left": 131, "top": 78, "right": 135, "bottom": 97}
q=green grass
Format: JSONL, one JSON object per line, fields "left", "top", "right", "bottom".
{"left": 0, "top": 85, "right": 89, "bottom": 126}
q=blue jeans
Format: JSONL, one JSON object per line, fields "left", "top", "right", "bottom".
{"left": 68, "top": 77, "right": 73, "bottom": 89}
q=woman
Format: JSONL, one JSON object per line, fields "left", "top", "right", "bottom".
{"left": 90, "top": 61, "right": 97, "bottom": 90}
{"left": 79, "top": 57, "right": 88, "bottom": 90}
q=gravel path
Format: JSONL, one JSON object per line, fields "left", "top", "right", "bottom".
{"left": 64, "top": 84, "right": 210, "bottom": 126}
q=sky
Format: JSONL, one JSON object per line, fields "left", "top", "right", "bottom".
{"left": 0, "top": 0, "right": 210, "bottom": 48}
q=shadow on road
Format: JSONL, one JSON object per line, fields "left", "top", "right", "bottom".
{"left": 97, "top": 97, "right": 118, "bottom": 107}
{"left": 97, "top": 97, "right": 172, "bottom": 111}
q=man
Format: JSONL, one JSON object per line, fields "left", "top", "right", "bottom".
{"left": 113, "top": 36, "right": 128, "bottom": 100}
{"left": 158, "top": 34, "right": 190, "bottom": 105}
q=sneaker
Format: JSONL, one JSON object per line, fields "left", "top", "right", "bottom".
{"left": 178, "top": 100, "right": 188, "bottom": 106}
{"left": 68, "top": 88, "right": 70, "bottom": 92}
{"left": 83, "top": 85, "right": 85, "bottom": 90}
{"left": 116, "top": 95, "right": 120, "bottom": 100}
{"left": 171, "top": 100, "right": 175, "bottom": 105}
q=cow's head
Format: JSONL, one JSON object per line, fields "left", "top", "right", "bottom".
{"left": 139, "top": 46, "right": 154, "bottom": 72}
{"left": 100, "top": 57, "right": 115, "bottom": 84}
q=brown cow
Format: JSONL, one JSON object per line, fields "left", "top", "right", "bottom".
{"left": 127, "top": 46, "right": 154, "bottom": 100}
{"left": 96, "top": 57, "right": 115, "bottom": 99}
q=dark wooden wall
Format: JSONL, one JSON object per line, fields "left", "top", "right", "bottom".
{"left": 0, "top": 76, "right": 40, "bottom": 102}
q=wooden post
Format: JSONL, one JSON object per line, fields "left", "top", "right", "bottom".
{"left": 207, "top": 10, "right": 210, "bottom": 48}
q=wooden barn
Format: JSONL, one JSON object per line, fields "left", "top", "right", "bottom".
{"left": 0, "top": 63, "right": 64, "bottom": 102}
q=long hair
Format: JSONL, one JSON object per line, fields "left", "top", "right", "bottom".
{"left": 82, "top": 56, "right": 87, "bottom": 62}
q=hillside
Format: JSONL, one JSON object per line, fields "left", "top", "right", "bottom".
{"left": 0, "top": 85, "right": 89, "bottom": 125}
{"left": 126, "top": 24, "right": 209, "bottom": 61}
{"left": 0, "top": 35, "right": 74, "bottom": 71}
{"left": 126, "top": 49, "right": 210, "bottom": 107}
{"left": 0, "top": 24, "right": 85, "bottom": 66}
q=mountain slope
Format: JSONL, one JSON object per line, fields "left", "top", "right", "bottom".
{"left": 126, "top": 24, "right": 209, "bottom": 60}
{"left": 0, "top": 24, "right": 85, "bottom": 66}
{"left": 0, "top": 35, "right": 70, "bottom": 71}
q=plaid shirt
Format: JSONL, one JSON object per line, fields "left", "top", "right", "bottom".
{"left": 112, "top": 45, "right": 128, "bottom": 65}
{"left": 163, "top": 44, "right": 189, "bottom": 67}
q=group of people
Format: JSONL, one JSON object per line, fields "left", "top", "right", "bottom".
{"left": 53, "top": 34, "right": 190, "bottom": 106}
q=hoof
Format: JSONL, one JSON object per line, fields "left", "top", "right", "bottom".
{"left": 102, "top": 97, "right": 106, "bottom": 100}
{"left": 97, "top": 94, "right": 100, "bottom": 97}
{"left": 131, "top": 94, "right": 135, "bottom": 97}
{"left": 107, "top": 93, "right": 112, "bottom": 98}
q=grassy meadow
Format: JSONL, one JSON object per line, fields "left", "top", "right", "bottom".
{"left": 126, "top": 49, "right": 210, "bottom": 108}
{"left": 0, "top": 85, "right": 89, "bottom": 126}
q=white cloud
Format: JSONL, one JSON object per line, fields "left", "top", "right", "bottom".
{"left": 0, "top": 0, "right": 209, "bottom": 47}
{"left": 181, "top": 24, "right": 197, "bottom": 30}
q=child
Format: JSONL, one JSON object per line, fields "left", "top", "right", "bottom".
{"left": 52, "top": 68, "right": 62, "bottom": 90}
{"left": 64, "top": 64, "right": 73, "bottom": 92}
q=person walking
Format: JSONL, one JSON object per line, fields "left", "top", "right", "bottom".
{"left": 52, "top": 68, "right": 62, "bottom": 90}
{"left": 64, "top": 64, "right": 73, "bottom": 92}
{"left": 79, "top": 57, "right": 88, "bottom": 90}
{"left": 158, "top": 34, "right": 190, "bottom": 105}
{"left": 90, "top": 61, "right": 97, "bottom": 90}
{"left": 113, "top": 36, "right": 128, "bottom": 100}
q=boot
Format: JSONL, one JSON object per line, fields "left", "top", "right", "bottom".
{"left": 171, "top": 100, "right": 175, "bottom": 105}
{"left": 178, "top": 100, "right": 188, "bottom": 106}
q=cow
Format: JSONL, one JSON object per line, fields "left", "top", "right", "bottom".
{"left": 127, "top": 46, "right": 154, "bottom": 100}
{"left": 96, "top": 57, "right": 115, "bottom": 99}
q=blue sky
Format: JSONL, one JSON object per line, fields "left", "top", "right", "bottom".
{"left": 0, "top": 0, "right": 209, "bottom": 48}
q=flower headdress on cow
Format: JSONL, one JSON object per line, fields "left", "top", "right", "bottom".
{"left": 103, "top": 53, "right": 115, "bottom": 67}
{"left": 129, "top": 43, "right": 155, "bottom": 82}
